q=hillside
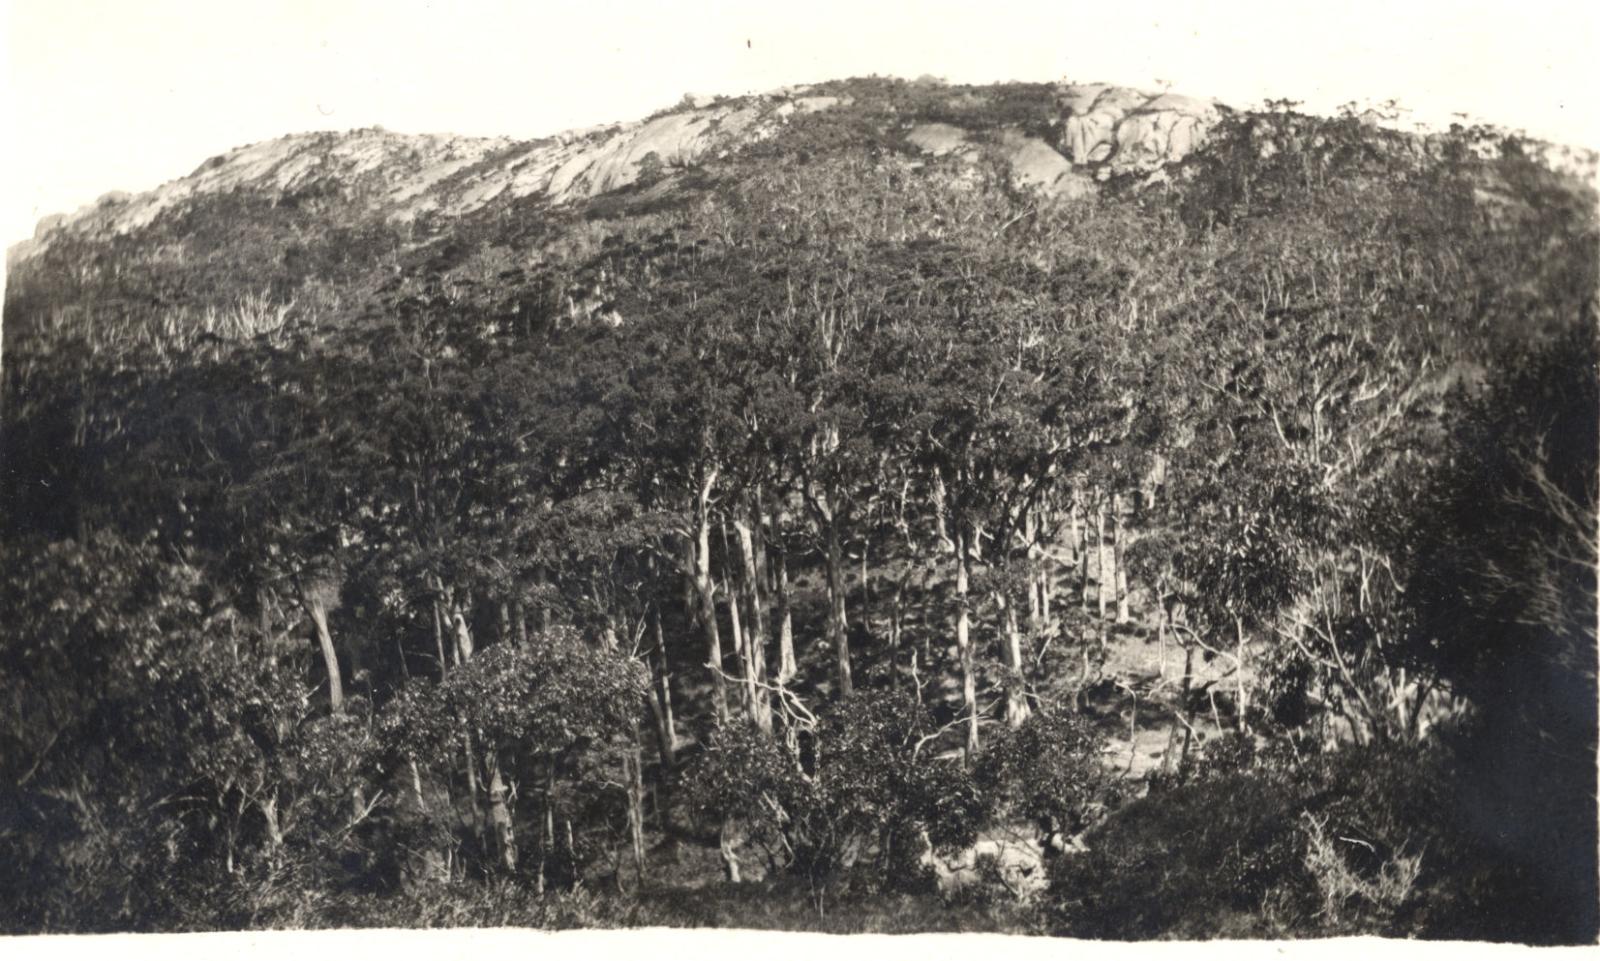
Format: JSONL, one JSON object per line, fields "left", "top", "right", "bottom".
{"left": 3, "top": 77, "right": 1597, "bottom": 941}
{"left": 12, "top": 82, "right": 1217, "bottom": 256}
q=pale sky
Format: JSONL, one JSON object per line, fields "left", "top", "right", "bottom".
{"left": 3, "top": 0, "right": 1597, "bottom": 247}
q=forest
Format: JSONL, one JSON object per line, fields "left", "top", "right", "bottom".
{"left": 2, "top": 78, "right": 1596, "bottom": 941}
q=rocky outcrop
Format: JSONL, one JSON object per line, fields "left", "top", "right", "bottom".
{"left": 899, "top": 84, "right": 1218, "bottom": 199}
{"left": 920, "top": 828, "right": 1084, "bottom": 899}
{"left": 1057, "top": 83, "right": 1222, "bottom": 178}
{"left": 1003, "top": 131, "right": 1095, "bottom": 199}
{"left": 19, "top": 91, "right": 853, "bottom": 258}
{"left": 903, "top": 124, "right": 1093, "bottom": 200}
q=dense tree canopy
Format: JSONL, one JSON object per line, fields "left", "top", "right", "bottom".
{"left": 3, "top": 79, "right": 1595, "bottom": 940}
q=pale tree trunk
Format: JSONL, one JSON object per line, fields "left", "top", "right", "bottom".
{"left": 1068, "top": 491, "right": 1081, "bottom": 565}
{"left": 1156, "top": 596, "right": 1169, "bottom": 679}
{"left": 432, "top": 596, "right": 449, "bottom": 680}
{"left": 1235, "top": 616, "right": 1251, "bottom": 735}
{"left": 1096, "top": 496, "right": 1111, "bottom": 621}
{"left": 302, "top": 589, "right": 343, "bottom": 712}
{"left": 890, "top": 568, "right": 906, "bottom": 654}
{"left": 646, "top": 607, "right": 678, "bottom": 831}
{"left": 1113, "top": 493, "right": 1131, "bottom": 624}
{"left": 1038, "top": 563, "right": 1053, "bottom": 632}
{"left": 773, "top": 535, "right": 797, "bottom": 684}
{"left": 720, "top": 816, "right": 742, "bottom": 882}
{"left": 409, "top": 759, "right": 447, "bottom": 882}
{"left": 682, "top": 540, "right": 699, "bottom": 627}
{"left": 462, "top": 731, "right": 485, "bottom": 853}
{"left": 823, "top": 501, "right": 852, "bottom": 697}
{"left": 999, "top": 591, "right": 1031, "bottom": 727}
{"left": 932, "top": 468, "right": 953, "bottom": 552}
{"left": 1075, "top": 497, "right": 1091, "bottom": 612}
{"left": 537, "top": 770, "right": 555, "bottom": 895}
{"left": 694, "top": 469, "right": 730, "bottom": 724}
{"left": 1025, "top": 511, "right": 1043, "bottom": 629}
{"left": 648, "top": 603, "right": 678, "bottom": 769}
{"left": 956, "top": 523, "right": 978, "bottom": 755}
{"left": 859, "top": 543, "right": 871, "bottom": 638}
{"left": 485, "top": 752, "right": 517, "bottom": 872}
{"left": 260, "top": 792, "right": 284, "bottom": 850}
{"left": 1030, "top": 508, "right": 1055, "bottom": 633}
{"left": 724, "top": 548, "right": 751, "bottom": 716}
{"left": 453, "top": 606, "right": 475, "bottom": 663}
{"left": 734, "top": 507, "right": 772, "bottom": 732}
{"left": 1162, "top": 642, "right": 1198, "bottom": 776}
{"left": 451, "top": 607, "right": 492, "bottom": 856}
{"left": 625, "top": 722, "right": 647, "bottom": 885}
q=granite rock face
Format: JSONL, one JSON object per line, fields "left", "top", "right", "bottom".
{"left": 20, "top": 91, "right": 852, "bottom": 257}
{"left": 898, "top": 84, "right": 1220, "bottom": 199}
{"left": 903, "top": 123, "right": 1094, "bottom": 199}
{"left": 1057, "top": 83, "right": 1222, "bottom": 178}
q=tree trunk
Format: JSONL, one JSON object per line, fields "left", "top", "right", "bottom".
{"left": 724, "top": 549, "right": 751, "bottom": 715}
{"left": 734, "top": 508, "right": 772, "bottom": 732}
{"left": 1235, "top": 616, "right": 1251, "bottom": 735}
{"left": 720, "top": 816, "right": 742, "bottom": 883}
{"left": 409, "top": 759, "right": 447, "bottom": 882}
{"left": 260, "top": 792, "right": 284, "bottom": 849}
{"left": 1067, "top": 492, "right": 1081, "bottom": 565}
{"left": 1157, "top": 597, "right": 1169, "bottom": 678}
{"left": 824, "top": 507, "right": 852, "bottom": 697}
{"left": 1075, "top": 497, "right": 1091, "bottom": 611}
{"left": 694, "top": 470, "right": 730, "bottom": 724}
{"left": 432, "top": 596, "right": 448, "bottom": 680}
{"left": 1038, "top": 564, "right": 1053, "bottom": 632}
{"left": 956, "top": 524, "right": 978, "bottom": 755}
{"left": 462, "top": 732, "right": 484, "bottom": 852}
{"left": 1025, "top": 510, "right": 1043, "bottom": 630}
{"left": 485, "top": 751, "right": 518, "bottom": 872}
{"left": 302, "top": 590, "right": 343, "bottom": 712}
{"left": 1178, "top": 643, "right": 1197, "bottom": 772}
{"left": 1096, "top": 497, "right": 1110, "bottom": 622}
{"left": 774, "top": 536, "right": 797, "bottom": 684}
{"left": 537, "top": 770, "right": 555, "bottom": 895}
{"left": 933, "top": 467, "right": 953, "bottom": 552}
{"left": 537, "top": 567, "right": 552, "bottom": 633}
{"left": 648, "top": 604, "right": 678, "bottom": 769}
{"left": 1113, "top": 493, "right": 1131, "bottom": 624}
{"left": 859, "top": 543, "right": 871, "bottom": 638}
{"left": 1001, "top": 592, "right": 1031, "bottom": 727}
{"left": 452, "top": 601, "right": 475, "bottom": 663}
{"left": 625, "top": 723, "right": 647, "bottom": 885}
{"left": 890, "top": 571, "right": 906, "bottom": 655}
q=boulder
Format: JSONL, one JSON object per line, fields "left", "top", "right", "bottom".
{"left": 1058, "top": 83, "right": 1221, "bottom": 176}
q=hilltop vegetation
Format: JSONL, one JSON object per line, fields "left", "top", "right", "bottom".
{"left": 2, "top": 78, "right": 1596, "bottom": 940}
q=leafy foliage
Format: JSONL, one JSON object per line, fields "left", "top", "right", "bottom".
{"left": 2, "top": 78, "right": 1595, "bottom": 939}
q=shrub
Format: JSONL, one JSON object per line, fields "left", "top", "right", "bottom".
{"left": 682, "top": 692, "right": 987, "bottom": 904}
{"left": 974, "top": 707, "right": 1110, "bottom": 841}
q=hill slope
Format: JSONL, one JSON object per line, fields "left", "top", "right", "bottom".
{"left": 2, "top": 75, "right": 1596, "bottom": 941}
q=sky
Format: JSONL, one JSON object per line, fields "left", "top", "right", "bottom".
{"left": 2, "top": 0, "right": 1597, "bottom": 247}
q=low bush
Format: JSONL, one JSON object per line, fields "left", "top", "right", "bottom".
{"left": 1046, "top": 740, "right": 1569, "bottom": 941}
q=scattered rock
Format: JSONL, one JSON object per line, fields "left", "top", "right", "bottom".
{"left": 1002, "top": 132, "right": 1093, "bottom": 199}
{"left": 921, "top": 829, "right": 1075, "bottom": 899}
{"left": 905, "top": 123, "right": 971, "bottom": 157}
